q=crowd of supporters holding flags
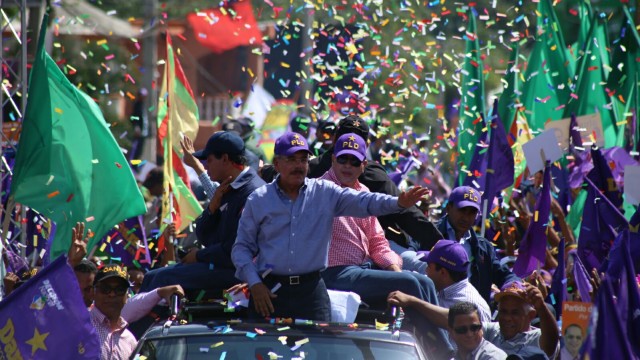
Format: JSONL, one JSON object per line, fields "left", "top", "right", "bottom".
{"left": 1, "top": 2, "right": 640, "bottom": 359}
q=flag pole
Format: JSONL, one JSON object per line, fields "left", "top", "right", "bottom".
{"left": 480, "top": 108, "right": 494, "bottom": 238}
{"left": 537, "top": 149, "right": 548, "bottom": 273}
{"left": 480, "top": 199, "right": 489, "bottom": 237}
{"left": 168, "top": 191, "right": 175, "bottom": 246}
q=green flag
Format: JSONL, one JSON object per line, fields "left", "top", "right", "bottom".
{"left": 497, "top": 44, "right": 521, "bottom": 131}
{"left": 569, "top": 0, "right": 593, "bottom": 57}
{"left": 567, "top": 188, "right": 587, "bottom": 239}
{"left": 520, "top": 0, "right": 575, "bottom": 132}
{"left": 10, "top": 14, "right": 146, "bottom": 261}
{"left": 563, "top": 16, "right": 619, "bottom": 148}
{"left": 457, "top": 9, "right": 486, "bottom": 186}
{"left": 608, "top": 6, "right": 640, "bottom": 147}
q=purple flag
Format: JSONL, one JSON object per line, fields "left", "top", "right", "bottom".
{"left": 568, "top": 146, "right": 639, "bottom": 189}
{"left": 549, "top": 238, "right": 567, "bottom": 317}
{"left": 583, "top": 276, "right": 636, "bottom": 360}
{"left": 483, "top": 99, "right": 515, "bottom": 209}
{"left": 631, "top": 206, "right": 640, "bottom": 231}
{"left": 606, "top": 227, "right": 640, "bottom": 279}
{"left": 568, "top": 113, "right": 586, "bottom": 170}
{"left": 389, "top": 156, "right": 421, "bottom": 186}
{"left": 25, "top": 210, "right": 55, "bottom": 266}
{"left": 602, "top": 147, "right": 639, "bottom": 188}
{"left": 513, "top": 161, "right": 551, "bottom": 278}
{"left": 616, "top": 229, "right": 640, "bottom": 357}
{"left": 0, "top": 256, "right": 100, "bottom": 358}
{"left": 98, "top": 216, "right": 151, "bottom": 270}
{"left": 587, "top": 147, "right": 623, "bottom": 209}
{"left": 570, "top": 251, "right": 592, "bottom": 303}
{"left": 569, "top": 151, "right": 592, "bottom": 189}
{"left": 1, "top": 156, "right": 14, "bottom": 205}
{"left": 3, "top": 246, "right": 29, "bottom": 276}
{"left": 577, "top": 177, "right": 629, "bottom": 271}
{"left": 569, "top": 113, "right": 584, "bottom": 149}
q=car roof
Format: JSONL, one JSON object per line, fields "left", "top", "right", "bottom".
{"left": 141, "top": 320, "right": 419, "bottom": 346}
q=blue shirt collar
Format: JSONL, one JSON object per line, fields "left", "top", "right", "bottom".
{"left": 230, "top": 166, "right": 252, "bottom": 190}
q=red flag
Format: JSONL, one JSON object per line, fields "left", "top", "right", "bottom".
{"left": 187, "top": 1, "right": 263, "bottom": 54}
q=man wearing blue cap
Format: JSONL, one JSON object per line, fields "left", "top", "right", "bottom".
{"left": 232, "top": 132, "right": 431, "bottom": 322}
{"left": 141, "top": 131, "right": 265, "bottom": 295}
{"left": 437, "top": 186, "right": 518, "bottom": 303}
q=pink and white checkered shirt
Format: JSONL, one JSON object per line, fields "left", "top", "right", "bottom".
{"left": 90, "top": 306, "right": 137, "bottom": 360}
{"left": 320, "top": 168, "right": 402, "bottom": 269}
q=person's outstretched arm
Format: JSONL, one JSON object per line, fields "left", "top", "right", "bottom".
{"left": 387, "top": 291, "right": 449, "bottom": 329}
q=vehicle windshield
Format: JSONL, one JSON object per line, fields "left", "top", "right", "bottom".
{"left": 135, "top": 334, "right": 422, "bottom": 360}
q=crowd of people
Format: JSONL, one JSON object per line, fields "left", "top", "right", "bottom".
{"left": 3, "top": 113, "right": 638, "bottom": 360}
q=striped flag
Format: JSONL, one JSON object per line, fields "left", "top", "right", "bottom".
{"left": 157, "top": 34, "right": 203, "bottom": 234}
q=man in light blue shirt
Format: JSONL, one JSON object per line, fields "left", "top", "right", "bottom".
{"left": 232, "top": 132, "right": 430, "bottom": 321}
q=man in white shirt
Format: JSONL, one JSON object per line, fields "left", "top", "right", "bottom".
{"left": 423, "top": 239, "right": 491, "bottom": 321}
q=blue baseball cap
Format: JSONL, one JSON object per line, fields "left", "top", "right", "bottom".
{"left": 193, "top": 131, "right": 245, "bottom": 160}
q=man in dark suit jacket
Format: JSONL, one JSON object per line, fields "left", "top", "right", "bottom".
{"left": 436, "top": 186, "right": 519, "bottom": 303}
{"left": 140, "top": 132, "right": 265, "bottom": 297}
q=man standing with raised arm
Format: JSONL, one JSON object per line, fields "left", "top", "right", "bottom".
{"left": 232, "top": 132, "right": 430, "bottom": 321}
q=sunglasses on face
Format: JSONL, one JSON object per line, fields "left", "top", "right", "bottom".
{"left": 336, "top": 156, "right": 362, "bottom": 167}
{"left": 96, "top": 285, "right": 128, "bottom": 296}
{"left": 453, "top": 324, "right": 483, "bottom": 335}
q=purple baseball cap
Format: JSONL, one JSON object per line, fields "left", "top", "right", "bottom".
{"left": 424, "top": 239, "right": 470, "bottom": 273}
{"left": 274, "top": 132, "right": 311, "bottom": 156}
{"left": 334, "top": 133, "right": 367, "bottom": 161}
{"left": 448, "top": 186, "right": 481, "bottom": 211}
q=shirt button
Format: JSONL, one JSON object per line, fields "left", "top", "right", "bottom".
{"left": 292, "top": 233, "right": 295, "bottom": 236}
{"left": 290, "top": 251, "right": 294, "bottom": 254}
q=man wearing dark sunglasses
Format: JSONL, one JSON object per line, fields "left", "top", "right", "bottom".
{"left": 388, "top": 280, "right": 558, "bottom": 359}
{"left": 319, "top": 133, "right": 453, "bottom": 358}
{"left": 448, "top": 302, "right": 507, "bottom": 359}
{"left": 308, "top": 115, "right": 444, "bottom": 256}
{"left": 90, "top": 264, "right": 137, "bottom": 360}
